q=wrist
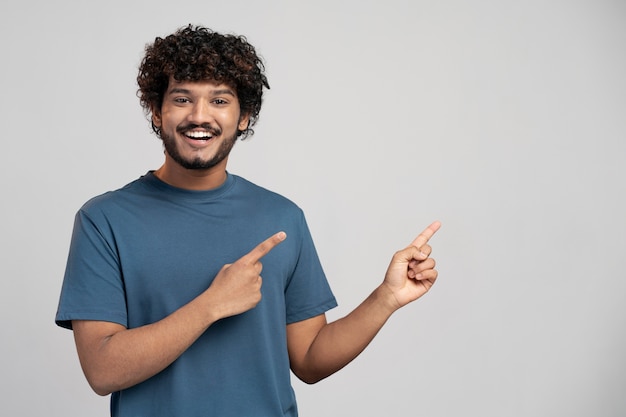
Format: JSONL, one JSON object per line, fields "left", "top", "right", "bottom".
{"left": 193, "top": 289, "right": 223, "bottom": 326}
{"left": 374, "top": 283, "right": 402, "bottom": 314}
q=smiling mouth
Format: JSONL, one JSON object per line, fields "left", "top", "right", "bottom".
{"left": 184, "top": 131, "right": 214, "bottom": 140}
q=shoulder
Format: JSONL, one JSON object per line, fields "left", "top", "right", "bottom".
{"left": 78, "top": 174, "right": 153, "bottom": 218}
{"left": 231, "top": 174, "right": 301, "bottom": 211}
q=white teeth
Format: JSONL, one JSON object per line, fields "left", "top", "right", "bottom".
{"left": 186, "top": 131, "right": 213, "bottom": 139}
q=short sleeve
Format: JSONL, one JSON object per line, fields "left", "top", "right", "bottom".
{"left": 55, "top": 209, "right": 128, "bottom": 329}
{"left": 283, "top": 212, "right": 337, "bottom": 324}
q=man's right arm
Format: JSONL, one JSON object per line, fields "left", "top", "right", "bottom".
{"left": 72, "top": 231, "right": 286, "bottom": 395}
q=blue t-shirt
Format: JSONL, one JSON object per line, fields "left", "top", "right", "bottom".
{"left": 56, "top": 172, "right": 337, "bottom": 417}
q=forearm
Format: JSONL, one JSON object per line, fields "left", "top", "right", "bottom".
{"left": 74, "top": 290, "right": 219, "bottom": 395}
{"left": 296, "top": 284, "right": 399, "bottom": 383}
{"left": 289, "top": 223, "right": 440, "bottom": 384}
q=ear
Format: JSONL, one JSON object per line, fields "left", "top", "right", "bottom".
{"left": 238, "top": 113, "right": 250, "bottom": 131}
{"left": 151, "top": 106, "right": 162, "bottom": 128}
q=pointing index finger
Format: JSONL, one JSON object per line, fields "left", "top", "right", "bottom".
{"left": 411, "top": 221, "right": 441, "bottom": 249}
{"left": 243, "top": 231, "right": 287, "bottom": 263}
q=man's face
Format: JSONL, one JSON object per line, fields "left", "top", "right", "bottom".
{"left": 152, "top": 79, "right": 250, "bottom": 171}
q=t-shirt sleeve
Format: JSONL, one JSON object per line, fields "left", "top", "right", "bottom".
{"left": 55, "top": 208, "right": 128, "bottom": 330}
{"left": 283, "top": 212, "right": 337, "bottom": 324}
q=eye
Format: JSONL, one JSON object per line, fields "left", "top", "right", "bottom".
{"left": 212, "top": 98, "right": 228, "bottom": 105}
{"left": 174, "top": 97, "right": 191, "bottom": 104}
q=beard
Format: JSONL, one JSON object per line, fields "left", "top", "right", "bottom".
{"left": 160, "top": 123, "right": 238, "bottom": 170}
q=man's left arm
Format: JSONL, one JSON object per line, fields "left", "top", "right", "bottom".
{"left": 287, "top": 221, "right": 440, "bottom": 384}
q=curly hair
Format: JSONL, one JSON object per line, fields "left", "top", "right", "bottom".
{"left": 137, "top": 25, "right": 270, "bottom": 139}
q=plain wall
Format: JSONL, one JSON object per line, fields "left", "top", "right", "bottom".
{"left": 1, "top": 0, "right": 624, "bottom": 416}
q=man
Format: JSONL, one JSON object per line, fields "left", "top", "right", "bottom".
{"left": 56, "top": 25, "right": 440, "bottom": 416}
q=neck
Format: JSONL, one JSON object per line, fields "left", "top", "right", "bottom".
{"left": 154, "top": 156, "right": 229, "bottom": 190}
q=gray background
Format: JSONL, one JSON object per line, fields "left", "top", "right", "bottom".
{"left": 1, "top": 0, "right": 624, "bottom": 416}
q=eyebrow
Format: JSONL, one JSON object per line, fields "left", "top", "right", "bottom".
{"left": 167, "top": 87, "right": 236, "bottom": 97}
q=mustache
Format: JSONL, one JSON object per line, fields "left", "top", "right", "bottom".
{"left": 176, "top": 123, "right": 222, "bottom": 136}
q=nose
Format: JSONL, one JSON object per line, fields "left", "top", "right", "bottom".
{"left": 187, "top": 98, "right": 215, "bottom": 125}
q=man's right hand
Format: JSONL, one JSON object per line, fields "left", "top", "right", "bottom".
{"left": 206, "top": 231, "right": 287, "bottom": 319}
